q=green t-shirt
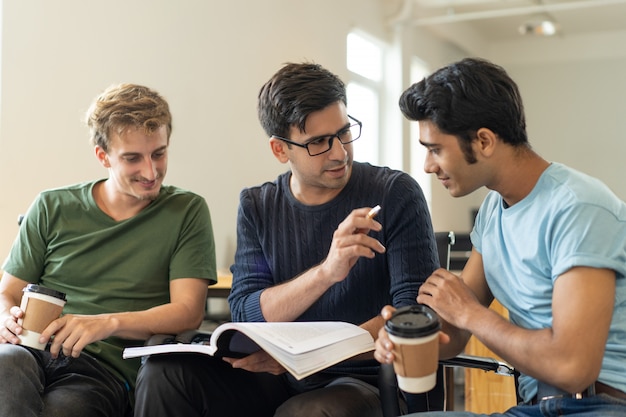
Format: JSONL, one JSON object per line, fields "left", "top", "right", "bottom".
{"left": 2, "top": 180, "right": 216, "bottom": 393}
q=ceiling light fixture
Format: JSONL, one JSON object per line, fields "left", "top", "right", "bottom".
{"left": 518, "top": 19, "right": 559, "bottom": 36}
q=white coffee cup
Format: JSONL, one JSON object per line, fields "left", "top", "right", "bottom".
{"left": 17, "top": 284, "right": 67, "bottom": 350}
{"left": 385, "top": 305, "right": 440, "bottom": 393}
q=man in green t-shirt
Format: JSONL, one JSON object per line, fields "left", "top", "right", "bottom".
{"left": 0, "top": 83, "right": 217, "bottom": 416}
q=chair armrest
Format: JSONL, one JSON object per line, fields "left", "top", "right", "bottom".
{"left": 144, "top": 329, "right": 213, "bottom": 347}
{"left": 145, "top": 334, "right": 176, "bottom": 346}
{"left": 440, "top": 354, "right": 515, "bottom": 376}
{"left": 174, "top": 329, "right": 213, "bottom": 344}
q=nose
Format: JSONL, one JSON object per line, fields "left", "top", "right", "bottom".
{"left": 423, "top": 152, "right": 437, "bottom": 174}
{"left": 327, "top": 136, "right": 348, "bottom": 160}
{"left": 141, "top": 158, "right": 158, "bottom": 180}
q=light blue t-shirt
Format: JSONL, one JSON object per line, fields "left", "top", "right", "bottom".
{"left": 471, "top": 163, "right": 626, "bottom": 403}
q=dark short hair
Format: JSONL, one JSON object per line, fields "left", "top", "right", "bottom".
{"left": 399, "top": 58, "right": 528, "bottom": 161}
{"left": 86, "top": 83, "right": 172, "bottom": 152}
{"left": 257, "top": 62, "right": 346, "bottom": 139}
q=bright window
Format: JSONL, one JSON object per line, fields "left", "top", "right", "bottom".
{"left": 346, "top": 31, "right": 384, "bottom": 165}
{"left": 346, "top": 83, "right": 379, "bottom": 164}
{"left": 347, "top": 32, "right": 382, "bottom": 82}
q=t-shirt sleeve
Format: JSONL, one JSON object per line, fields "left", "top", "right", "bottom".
{"left": 1, "top": 194, "right": 49, "bottom": 281}
{"left": 168, "top": 195, "right": 217, "bottom": 283}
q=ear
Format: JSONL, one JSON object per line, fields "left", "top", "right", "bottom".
{"left": 95, "top": 146, "right": 110, "bottom": 168}
{"left": 473, "top": 128, "right": 498, "bottom": 158}
{"left": 269, "top": 137, "right": 290, "bottom": 164}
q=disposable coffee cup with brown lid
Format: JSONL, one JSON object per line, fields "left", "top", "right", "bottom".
{"left": 17, "top": 284, "right": 67, "bottom": 350}
{"left": 384, "top": 304, "right": 441, "bottom": 393}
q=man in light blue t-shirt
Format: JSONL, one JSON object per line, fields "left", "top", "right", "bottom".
{"left": 374, "top": 58, "right": 626, "bottom": 416}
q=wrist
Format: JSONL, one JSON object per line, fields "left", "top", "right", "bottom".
{"left": 314, "top": 261, "right": 341, "bottom": 286}
{"left": 104, "top": 313, "right": 122, "bottom": 336}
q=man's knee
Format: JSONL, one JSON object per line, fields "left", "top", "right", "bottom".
{"left": 136, "top": 356, "right": 166, "bottom": 384}
{"left": 274, "top": 395, "right": 320, "bottom": 417}
{"left": 0, "top": 345, "right": 44, "bottom": 415}
{"left": 136, "top": 354, "right": 226, "bottom": 394}
{"left": 274, "top": 381, "right": 382, "bottom": 417}
{"left": 275, "top": 396, "right": 382, "bottom": 417}
{"left": 0, "top": 344, "right": 40, "bottom": 378}
{"left": 136, "top": 355, "right": 189, "bottom": 392}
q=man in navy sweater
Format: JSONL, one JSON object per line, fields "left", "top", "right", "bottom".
{"left": 134, "top": 62, "right": 440, "bottom": 417}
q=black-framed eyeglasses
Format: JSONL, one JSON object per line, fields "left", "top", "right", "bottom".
{"left": 273, "top": 115, "right": 362, "bottom": 156}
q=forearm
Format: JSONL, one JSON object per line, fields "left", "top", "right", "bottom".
{"left": 463, "top": 307, "right": 600, "bottom": 393}
{"left": 104, "top": 300, "right": 206, "bottom": 340}
{"left": 0, "top": 274, "right": 29, "bottom": 320}
{"left": 466, "top": 268, "right": 613, "bottom": 393}
{"left": 344, "top": 315, "right": 384, "bottom": 361}
{"left": 438, "top": 322, "right": 471, "bottom": 359}
{"left": 464, "top": 308, "right": 552, "bottom": 378}
{"left": 259, "top": 264, "right": 333, "bottom": 322}
{"left": 361, "top": 314, "right": 384, "bottom": 340}
{"left": 0, "top": 295, "right": 17, "bottom": 318}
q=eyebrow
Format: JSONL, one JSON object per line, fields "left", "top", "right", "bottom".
{"left": 418, "top": 139, "right": 436, "bottom": 148}
{"left": 120, "top": 146, "right": 168, "bottom": 157}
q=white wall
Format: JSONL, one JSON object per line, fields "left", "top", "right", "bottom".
{"left": 490, "top": 31, "right": 626, "bottom": 200}
{"left": 3, "top": 1, "right": 624, "bottom": 269}
{"left": 399, "top": 25, "right": 626, "bottom": 233}
{"left": 0, "top": 0, "right": 394, "bottom": 268}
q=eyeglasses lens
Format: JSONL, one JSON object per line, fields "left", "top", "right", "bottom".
{"left": 307, "top": 123, "right": 362, "bottom": 156}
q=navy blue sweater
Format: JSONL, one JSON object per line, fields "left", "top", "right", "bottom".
{"left": 228, "top": 162, "right": 438, "bottom": 377}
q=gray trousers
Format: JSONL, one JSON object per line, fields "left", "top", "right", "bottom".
{"left": 0, "top": 343, "right": 130, "bottom": 417}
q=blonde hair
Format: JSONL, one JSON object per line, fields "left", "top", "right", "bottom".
{"left": 86, "top": 83, "right": 172, "bottom": 151}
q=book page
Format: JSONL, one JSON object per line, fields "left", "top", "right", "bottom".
{"left": 122, "top": 342, "right": 215, "bottom": 358}
{"left": 212, "top": 321, "right": 370, "bottom": 355}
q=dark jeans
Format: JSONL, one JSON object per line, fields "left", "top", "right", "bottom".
{"left": 408, "top": 394, "right": 626, "bottom": 416}
{"left": 134, "top": 353, "right": 407, "bottom": 417}
{"left": 0, "top": 343, "right": 131, "bottom": 417}
{"left": 134, "top": 354, "right": 290, "bottom": 417}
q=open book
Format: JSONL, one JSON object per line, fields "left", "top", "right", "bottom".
{"left": 123, "top": 321, "right": 375, "bottom": 380}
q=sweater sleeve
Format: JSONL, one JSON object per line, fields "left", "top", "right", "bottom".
{"left": 228, "top": 189, "right": 270, "bottom": 322}
{"left": 382, "top": 172, "right": 439, "bottom": 308}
